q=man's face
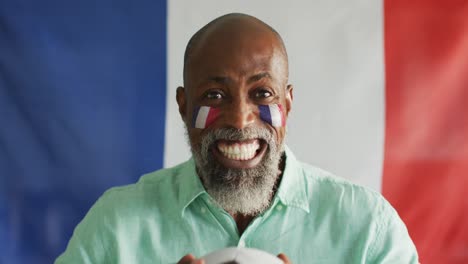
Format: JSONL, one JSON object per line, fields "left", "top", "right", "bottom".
{"left": 177, "top": 23, "right": 293, "bottom": 215}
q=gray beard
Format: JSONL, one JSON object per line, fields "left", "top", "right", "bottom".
{"left": 188, "top": 127, "right": 284, "bottom": 216}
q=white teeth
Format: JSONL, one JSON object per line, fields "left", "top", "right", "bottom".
{"left": 217, "top": 141, "right": 260, "bottom": 161}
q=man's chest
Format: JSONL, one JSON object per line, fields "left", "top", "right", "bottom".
{"left": 111, "top": 205, "right": 371, "bottom": 263}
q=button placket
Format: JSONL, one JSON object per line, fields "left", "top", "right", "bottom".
{"left": 199, "top": 196, "right": 239, "bottom": 241}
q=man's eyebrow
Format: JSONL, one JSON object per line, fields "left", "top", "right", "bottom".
{"left": 208, "top": 76, "right": 231, "bottom": 84}
{"left": 248, "top": 72, "right": 271, "bottom": 83}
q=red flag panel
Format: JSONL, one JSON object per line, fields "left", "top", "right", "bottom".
{"left": 383, "top": 0, "right": 468, "bottom": 263}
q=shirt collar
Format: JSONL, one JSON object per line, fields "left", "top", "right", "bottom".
{"left": 177, "top": 158, "right": 207, "bottom": 216}
{"left": 276, "top": 146, "right": 310, "bottom": 213}
{"left": 177, "top": 145, "right": 310, "bottom": 215}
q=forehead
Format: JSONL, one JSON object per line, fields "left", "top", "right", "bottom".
{"left": 186, "top": 23, "right": 287, "bottom": 87}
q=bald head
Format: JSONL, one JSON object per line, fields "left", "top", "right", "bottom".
{"left": 183, "top": 13, "right": 289, "bottom": 86}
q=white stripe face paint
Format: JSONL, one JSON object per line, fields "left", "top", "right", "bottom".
{"left": 194, "top": 106, "right": 210, "bottom": 129}
{"left": 165, "top": 1, "right": 384, "bottom": 192}
{"left": 269, "top": 105, "right": 283, "bottom": 127}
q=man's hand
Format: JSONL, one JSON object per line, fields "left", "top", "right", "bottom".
{"left": 177, "top": 254, "right": 204, "bottom": 264}
{"left": 177, "top": 252, "right": 292, "bottom": 264}
{"left": 277, "top": 253, "right": 292, "bottom": 264}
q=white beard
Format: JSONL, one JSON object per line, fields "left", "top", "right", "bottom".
{"left": 188, "top": 126, "right": 284, "bottom": 216}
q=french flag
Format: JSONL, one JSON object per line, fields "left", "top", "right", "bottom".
{"left": 259, "top": 104, "right": 285, "bottom": 127}
{"left": 1, "top": 1, "right": 467, "bottom": 263}
{"left": 192, "top": 106, "right": 220, "bottom": 129}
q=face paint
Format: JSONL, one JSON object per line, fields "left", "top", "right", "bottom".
{"left": 193, "top": 106, "right": 221, "bottom": 129}
{"left": 259, "top": 104, "right": 285, "bottom": 127}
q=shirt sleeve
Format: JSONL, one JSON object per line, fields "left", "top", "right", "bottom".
{"left": 367, "top": 199, "right": 419, "bottom": 264}
{"left": 54, "top": 195, "right": 115, "bottom": 264}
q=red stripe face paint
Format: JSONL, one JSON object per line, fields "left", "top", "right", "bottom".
{"left": 192, "top": 106, "right": 220, "bottom": 129}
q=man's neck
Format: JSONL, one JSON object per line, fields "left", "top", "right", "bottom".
{"left": 230, "top": 213, "right": 257, "bottom": 235}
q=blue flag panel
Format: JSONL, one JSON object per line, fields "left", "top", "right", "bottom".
{"left": 0, "top": 1, "right": 167, "bottom": 263}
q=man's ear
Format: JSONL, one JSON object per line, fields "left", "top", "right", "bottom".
{"left": 176, "top": 86, "right": 187, "bottom": 123}
{"left": 285, "top": 84, "right": 293, "bottom": 116}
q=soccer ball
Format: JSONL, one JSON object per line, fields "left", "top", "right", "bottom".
{"left": 201, "top": 247, "right": 283, "bottom": 264}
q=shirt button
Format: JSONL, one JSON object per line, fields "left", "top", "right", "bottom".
{"left": 200, "top": 207, "right": 206, "bottom": 213}
{"left": 276, "top": 204, "right": 283, "bottom": 211}
{"left": 238, "top": 240, "right": 246, "bottom": 247}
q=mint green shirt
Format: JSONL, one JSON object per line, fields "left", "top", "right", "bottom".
{"left": 55, "top": 147, "right": 418, "bottom": 263}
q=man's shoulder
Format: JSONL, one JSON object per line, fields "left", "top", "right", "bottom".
{"left": 297, "top": 161, "right": 401, "bottom": 241}
{"left": 137, "top": 159, "right": 192, "bottom": 187}
{"left": 297, "top": 161, "right": 390, "bottom": 214}
{"left": 94, "top": 160, "right": 193, "bottom": 212}
{"left": 290, "top": 156, "right": 418, "bottom": 262}
{"left": 301, "top": 162, "right": 379, "bottom": 191}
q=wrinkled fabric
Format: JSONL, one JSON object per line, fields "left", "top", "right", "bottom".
{"left": 55, "top": 147, "right": 418, "bottom": 263}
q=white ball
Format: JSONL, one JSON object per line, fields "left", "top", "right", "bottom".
{"left": 201, "top": 247, "right": 283, "bottom": 264}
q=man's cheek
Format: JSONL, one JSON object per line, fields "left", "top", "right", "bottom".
{"left": 187, "top": 127, "right": 203, "bottom": 148}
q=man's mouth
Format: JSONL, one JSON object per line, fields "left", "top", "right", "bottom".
{"left": 211, "top": 139, "right": 267, "bottom": 169}
{"left": 217, "top": 139, "right": 260, "bottom": 160}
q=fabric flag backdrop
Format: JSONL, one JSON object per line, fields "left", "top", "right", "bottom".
{"left": 1, "top": 1, "right": 467, "bottom": 263}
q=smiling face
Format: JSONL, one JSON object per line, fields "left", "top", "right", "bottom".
{"left": 177, "top": 15, "right": 293, "bottom": 215}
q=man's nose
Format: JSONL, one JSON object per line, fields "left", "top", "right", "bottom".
{"left": 223, "top": 98, "right": 256, "bottom": 129}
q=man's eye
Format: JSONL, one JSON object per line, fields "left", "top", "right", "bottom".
{"left": 255, "top": 89, "right": 273, "bottom": 98}
{"left": 205, "top": 91, "right": 224, "bottom": 100}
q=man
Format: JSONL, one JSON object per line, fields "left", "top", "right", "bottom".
{"left": 56, "top": 13, "right": 418, "bottom": 263}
